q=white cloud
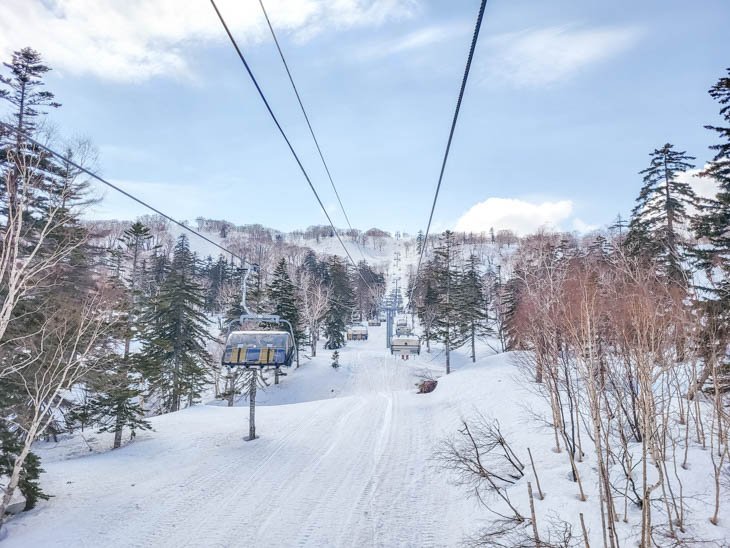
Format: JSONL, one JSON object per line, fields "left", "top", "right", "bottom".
{"left": 454, "top": 197, "right": 574, "bottom": 235}
{"left": 482, "top": 24, "right": 642, "bottom": 88}
{"left": 355, "top": 21, "right": 467, "bottom": 61}
{"left": 571, "top": 218, "right": 599, "bottom": 233}
{"left": 0, "top": 0, "right": 418, "bottom": 82}
{"left": 678, "top": 166, "right": 720, "bottom": 201}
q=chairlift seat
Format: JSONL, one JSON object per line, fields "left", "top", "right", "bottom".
{"left": 390, "top": 336, "right": 421, "bottom": 356}
{"left": 222, "top": 330, "right": 293, "bottom": 368}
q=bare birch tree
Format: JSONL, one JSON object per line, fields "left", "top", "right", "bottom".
{"left": 0, "top": 148, "right": 87, "bottom": 367}
{"left": 300, "top": 272, "right": 329, "bottom": 357}
{"left": 0, "top": 292, "right": 113, "bottom": 530}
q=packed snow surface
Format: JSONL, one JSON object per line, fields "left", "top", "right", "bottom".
{"left": 5, "top": 314, "right": 729, "bottom": 545}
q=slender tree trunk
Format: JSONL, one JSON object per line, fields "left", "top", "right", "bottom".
{"left": 113, "top": 408, "right": 124, "bottom": 449}
{"left": 312, "top": 323, "right": 318, "bottom": 357}
{"left": 445, "top": 336, "right": 450, "bottom": 375}
{"left": 227, "top": 369, "right": 235, "bottom": 407}
{"left": 528, "top": 482, "right": 539, "bottom": 545}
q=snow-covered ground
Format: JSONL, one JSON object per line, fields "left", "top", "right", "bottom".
{"left": 5, "top": 324, "right": 729, "bottom": 546}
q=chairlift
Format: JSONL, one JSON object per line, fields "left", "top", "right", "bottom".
{"left": 221, "top": 266, "right": 298, "bottom": 369}
{"left": 390, "top": 335, "right": 421, "bottom": 360}
{"left": 346, "top": 325, "right": 368, "bottom": 341}
{"left": 368, "top": 318, "right": 381, "bottom": 327}
{"left": 221, "top": 327, "right": 295, "bottom": 368}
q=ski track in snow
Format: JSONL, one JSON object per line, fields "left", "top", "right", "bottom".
{"left": 5, "top": 314, "right": 472, "bottom": 548}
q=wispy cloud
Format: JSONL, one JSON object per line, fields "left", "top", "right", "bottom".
{"left": 0, "top": 0, "right": 419, "bottom": 82}
{"left": 355, "top": 21, "right": 468, "bottom": 61}
{"left": 481, "top": 24, "right": 643, "bottom": 88}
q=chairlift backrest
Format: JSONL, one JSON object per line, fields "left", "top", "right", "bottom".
{"left": 346, "top": 325, "right": 368, "bottom": 340}
{"left": 222, "top": 330, "right": 294, "bottom": 368}
{"left": 390, "top": 335, "right": 421, "bottom": 355}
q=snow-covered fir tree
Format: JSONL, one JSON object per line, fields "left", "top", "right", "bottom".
{"left": 430, "top": 231, "right": 465, "bottom": 374}
{"left": 458, "top": 254, "right": 490, "bottom": 362}
{"left": 80, "top": 221, "right": 154, "bottom": 449}
{"left": 625, "top": 143, "right": 698, "bottom": 283}
{"left": 414, "top": 267, "right": 439, "bottom": 353}
{"left": 268, "top": 258, "right": 304, "bottom": 344}
{"left": 324, "top": 256, "right": 353, "bottom": 350}
{"left": 139, "top": 235, "right": 212, "bottom": 413}
{"left": 693, "top": 67, "right": 730, "bottom": 392}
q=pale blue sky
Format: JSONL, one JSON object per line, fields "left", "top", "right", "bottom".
{"left": 1, "top": 0, "right": 728, "bottom": 234}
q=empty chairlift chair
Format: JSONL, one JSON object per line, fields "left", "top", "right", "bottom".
{"left": 395, "top": 317, "right": 411, "bottom": 336}
{"left": 346, "top": 325, "right": 369, "bottom": 341}
{"left": 390, "top": 335, "right": 421, "bottom": 360}
{"left": 222, "top": 330, "right": 295, "bottom": 368}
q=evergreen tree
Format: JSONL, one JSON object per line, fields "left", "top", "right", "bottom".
{"left": 268, "top": 259, "right": 304, "bottom": 343}
{"left": 0, "top": 381, "right": 47, "bottom": 510}
{"left": 415, "top": 267, "right": 439, "bottom": 353}
{"left": 205, "top": 255, "right": 229, "bottom": 313}
{"left": 324, "top": 257, "right": 353, "bottom": 350}
{"left": 149, "top": 249, "right": 169, "bottom": 294}
{"left": 484, "top": 265, "right": 509, "bottom": 351}
{"left": 302, "top": 250, "right": 320, "bottom": 277}
{"left": 458, "top": 254, "right": 490, "bottom": 362}
{"left": 0, "top": 47, "right": 60, "bottom": 215}
{"left": 625, "top": 143, "right": 698, "bottom": 283}
{"left": 352, "top": 261, "right": 385, "bottom": 320}
{"left": 501, "top": 272, "right": 525, "bottom": 351}
{"left": 415, "top": 230, "right": 425, "bottom": 255}
{"left": 609, "top": 213, "right": 629, "bottom": 240}
{"left": 431, "top": 231, "right": 465, "bottom": 374}
{"left": 82, "top": 360, "right": 152, "bottom": 448}
{"left": 139, "top": 235, "right": 212, "bottom": 413}
{"left": 248, "top": 265, "right": 266, "bottom": 315}
{"left": 695, "top": 68, "right": 730, "bottom": 298}
{"left": 0, "top": 429, "right": 47, "bottom": 511}
{"left": 693, "top": 68, "right": 730, "bottom": 391}
{"left": 83, "top": 221, "right": 153, "bottom": 448}
{"left": 222, "top": 269, "right": 245, "bottom": 326}
{"left": 119, "top": 222, "right": 153, "bottom": 349}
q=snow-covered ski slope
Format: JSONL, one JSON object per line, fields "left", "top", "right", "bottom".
{"left": 6, "top": 327, "right": 728, "bottom": 546}
{"left": 5, "top": 327, "right": 477, "bottom": 547}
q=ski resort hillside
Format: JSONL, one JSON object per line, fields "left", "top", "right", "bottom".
{"left": 3, "top": 231, "right": 730, "bottom": 546}
{"left": 3, "top": 2, "right": 730, "bottom": 547}
{"left": 5, "top": 333, "right": 729, "bottom": 546}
